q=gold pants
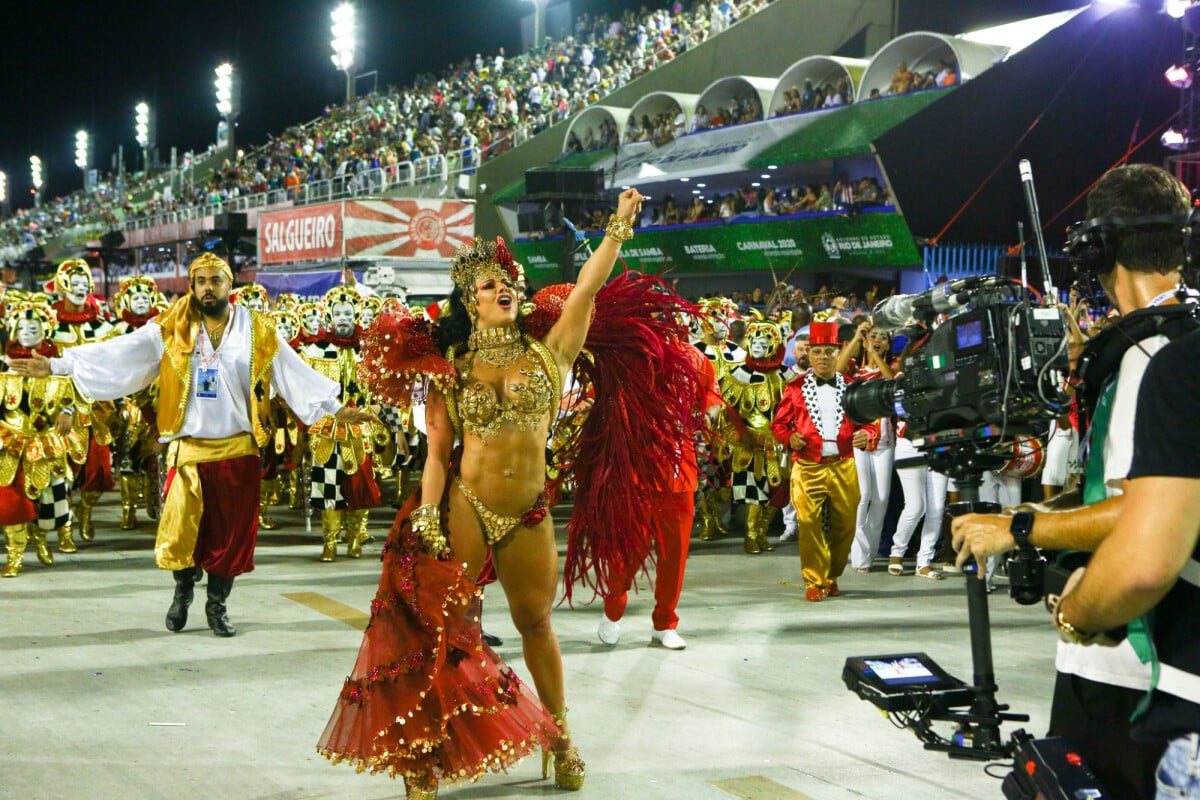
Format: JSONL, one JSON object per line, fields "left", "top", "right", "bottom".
{"left": 791, "top": 458, "right": 860, "bottom": 591}
{"left": 156, "top": 434, "right": 259, "bottom": 571}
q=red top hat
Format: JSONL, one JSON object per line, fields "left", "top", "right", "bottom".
{"left": 809, "top": 320, "right": 840, "bottom": 346}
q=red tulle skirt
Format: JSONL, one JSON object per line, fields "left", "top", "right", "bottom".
{"left": 317, "top": 489, "right": 558, "bottom": 785}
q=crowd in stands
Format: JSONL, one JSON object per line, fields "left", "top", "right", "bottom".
{"left": 1, "top": 0, "right": 774, "bottom": 261}
{"left": 886, "top": 58, "right": 958, "bottom": 97}
{"left": 691, "top": 92, "right": 764, "bottom": 132}
{"left": 774, "top": 76, "right": 854, "bottom": 116}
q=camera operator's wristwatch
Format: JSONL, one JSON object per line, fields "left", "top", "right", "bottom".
{"left": 1053, "top": 606, "right": 1098, "bottom": 645}
{"left": 1009, "top": 510, "right": 1035, "bottom": 550}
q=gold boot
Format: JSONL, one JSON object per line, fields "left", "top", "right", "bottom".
{"left": 57, "top": 521, "right": 77, "bottom": 553}
{"left": 345, "top": 509, "right": 369, "bottom": 558}
{"left": 319, "top": 509, "right": 342, "bottom": 562}
{"left": 31, "top": 527, "right": 54, "bottom": 566}
{"left": 267, "top": 476, "right": 283, "bottom": 506}
{"left": 76, "top": 490, "right": 102, "bottom": 541}
{"left": 542, "top": 707, "right": 585, "bottom": 790}
{"left": 697, "top": 490, "right": 728, "bottom": 540}
{"left": 743, "top": 505, "right": 762, "bottom": 554}
{"left": 287, "top": 471, "right": 304, "bottom": 510}
{"left": 3, "top": 523, "right": 29, "bottom": 577}
{"left": 258, "top": 481, "right": 279, "bottom": 530}
{"left": 119, "top": 474, "right": 139, "bottom": 530}
{"left": 757, "top": 504, "right": 777, "bottom": 552}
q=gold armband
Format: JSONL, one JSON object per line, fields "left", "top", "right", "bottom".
{"left": 605, "top": 214, "right": 635, "bottom": 243}
{"left": 409, "top": 503, "right": 449, "bottom": 557}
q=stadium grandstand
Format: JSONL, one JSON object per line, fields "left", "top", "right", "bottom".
{"left": 0, "top": 0, "right": 1183, "bottom": 305}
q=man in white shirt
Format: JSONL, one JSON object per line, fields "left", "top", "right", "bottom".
{"left": 952, "top": 164, "right": 1195, "bottom": 799}
{"left": 11, "top": 254, "right": 376, "bottom": 638}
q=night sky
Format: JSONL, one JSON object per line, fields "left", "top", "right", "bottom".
{"left": 1, "top": 0, "right": 1089, "bottom": 205}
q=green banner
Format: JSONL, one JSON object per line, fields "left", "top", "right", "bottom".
{"left": 509, "top": 211, "right": 920, "bottom": 282}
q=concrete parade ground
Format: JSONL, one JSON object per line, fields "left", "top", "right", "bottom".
{"left": 1, "top": 495, "right": 1057, "bottom": 800}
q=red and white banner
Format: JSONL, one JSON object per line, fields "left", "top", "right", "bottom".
{"left": 256, "top": 199, "right": 474, "bottom": 265}
{"left": 258, "top": 203, "right": 343, "bottom": 265}
{"left": 343, "top": 199, "right": 475, "bottom": 259}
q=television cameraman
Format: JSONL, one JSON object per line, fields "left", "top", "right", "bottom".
{"left": 951, "top": 164, "right": 1196, "bottom": 799}
{"left": 1052, "top": 327, "right": 1200, "bottom": 799}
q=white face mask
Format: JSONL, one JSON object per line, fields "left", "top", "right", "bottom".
{"left": 129, "top": 293, "right": 153, "bottom": 316}
{"left": 276, "top": 320, "right": 298, "bottom": 342}
{"left": 16, "top": 320, "right": 43, "bottom": 348}
{"left": 302, "top": 312, "right": 322, "bottom": 336}
{"left": 330, "top": 303, "right": 357, "bottom": 337}
{"left": 68, "top": 274, "right": 91, "bottom": 305}
{"left": 711, "top": 320, "right": 729, "bottom": 341}
{"left": 359, "top": 309, "right": 375, "bottom": 328}
{"left": 749, "top": 336, "right": 771, "bottom": 359}
{"left": 245, "top": 297, "right": 266, "bottom": 312}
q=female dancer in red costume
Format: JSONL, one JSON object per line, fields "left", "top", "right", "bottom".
{"left": 319, "top": 190, "right": 650, "bottom": 798}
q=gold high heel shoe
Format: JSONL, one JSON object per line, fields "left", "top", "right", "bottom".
{"left": 542, "top": 707, "right": 585, "bottom": 790}
{"left": 404, "top": 775, "right": 437, "bottom": 799}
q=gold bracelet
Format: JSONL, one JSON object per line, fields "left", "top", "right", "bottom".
{"left": 409, "top": 503, "right": 449, "bottom": 556}
{"left": 605, "top": 214, "right": 634, "bottom": 243}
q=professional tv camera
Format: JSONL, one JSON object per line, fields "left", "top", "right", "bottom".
{"left": 838, "top": 275, "right": 1097, "bottom": 794}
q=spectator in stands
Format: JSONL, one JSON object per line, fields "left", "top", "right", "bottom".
{"left": 800, "top": 80, "right": 816, "bottom": 111}
{"left": 833, "top": 173, "right": 856, "bottom": 208}
{"left": 888, "top": 61, "right": 914, "bottom": 95}
{"left": 565, "top": 131, "right": 583, "bottom": 154}
{"left": 938, "top": 59, "right": 958, "bottom": 87}
{"left": 685, "top": 196, "right": 707, "bottom": 223}
{"left": 692, "top": 104, "right": 711, "bottom": 131}
{"left": 858, "top": 177, "right": 881, "bottom": 206}
{"left": 816, "top": 183, "right": 833, "bottom": 211}
{"left": 867, "top": 88, "right": 882, "bottom": 101}
{"left": 762, "top": 187, "right": 781, "bottom": 216}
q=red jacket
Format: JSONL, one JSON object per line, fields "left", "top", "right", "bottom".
{"left": 771, "top": 377, "right": 877, "bottom": 463}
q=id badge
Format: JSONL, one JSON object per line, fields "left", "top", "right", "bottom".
{"left": 197, "top": 367, "right": 220, "bottom": 399}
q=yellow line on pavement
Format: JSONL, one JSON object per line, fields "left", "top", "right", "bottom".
{"left": 283, "top": 592, "right": 369, "bottom": 631}
{"left": 711, "top": 776, "right": 817, "bottom": 799}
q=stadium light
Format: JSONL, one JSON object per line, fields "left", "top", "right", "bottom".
{"left": 1168, "top": 0, "right": 1197, "bottom": 18}
{"left": 1162, "top": 127, "right": 1191, "bottom": 150}
{"left": 215, "top": 63, "right": 238, "bottom": 152}
{"left": 30, "top": 155, "right": 43, "bottom": 207}
{"left": 331, "top": 3, "right": 357, "bottom": 104}
{"left": 75, "top": 130, "right": 89, "bottom": 172}
{"left": 1167, "top": 64, "right": 1194, "bottom": 88}
{"left": 135, "top": 102, "right": 152, "bottom": 173}
{"left": 0, "top": 171, "right": 7, "bottom": 206}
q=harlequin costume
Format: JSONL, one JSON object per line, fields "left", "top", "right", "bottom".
{"left": 111, "top": 275, "right": 164, "bottom": 529}
{"left": 48, "top": 254, "right": 343, "bottom": 636}
{"left": 692, "top": 298, "right": 739, "bottom": 541}
{"left": 771, "top": 322, "right": 878, "bottom": 599}
{"left": 1, "top": 300, "right": 96, "bottom": 575}
{"left": 715, "top": 319, "right": 802, "bottom": 553}
{"left": 269, "top": 307, "right": 308, "bottom": 511}
{"left": 318, "top": 235, "right": 705, "bottom": 796}
{"left": 49, "top": 259, "right": 118, "bottom": 541}
{"left": 300, "top": 286, "right": 385, "bottom": 561}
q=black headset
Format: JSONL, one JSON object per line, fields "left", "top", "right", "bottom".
{"left": 1065, "top": 212, "right": 1198, "bottom": 275}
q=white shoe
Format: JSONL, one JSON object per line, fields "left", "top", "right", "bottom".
{"left": 651, "top": 628, "right": 687, "bottom": 650}
{"left": 779, "top": 528, "right": 797, "bottom": 542}
{"left": 597, "top": 617, "right": 620, "bottom": 646}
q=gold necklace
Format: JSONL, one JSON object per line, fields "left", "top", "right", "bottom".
{"left": 469, "top": 325, "right": 524, "bottom": 369}
{"left": 204, "top": 313, "right": 230, "bottom": 350}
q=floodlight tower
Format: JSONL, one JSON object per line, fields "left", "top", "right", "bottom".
{"left": 75, "top": 130, "right": 89, "bottom": 189}
{"left": 215, "top": 62, "right": 239, "bottom": 153}
{"left": 331, "top": 3, "right": 357, "bottom": 104}
{"left": 29, "top": 156, "right": 42, "bottom": 207}
{"left": 135, "top": 102, "right": 153, "bottom": 173}
{"left": 0, "top": 171, "right": 8, "bottom": 218}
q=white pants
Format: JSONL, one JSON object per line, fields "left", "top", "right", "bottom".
{"left": 782, "top": 501, "right": 797, "bottom": 533}
{"left": 888, "top": 439, "right": 949, "bottom": 568}
{"left": 1042, "top": 421, "right": 1079, "bottom": 488}
{"left": 850, "top": 445, "right": 895, "bottom": 569}
{"left": 979, "top": 470, "right": 1022, "bottom": 581}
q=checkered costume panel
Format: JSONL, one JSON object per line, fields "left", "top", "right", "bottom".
{"left": 37, "top": 479, "right": 71, "bottom": 531}
{"left": 731, "top": 469, "right": 770, "bottom": 505}
{"left": 309, "top": 452, "right": 346, "bottom": 511}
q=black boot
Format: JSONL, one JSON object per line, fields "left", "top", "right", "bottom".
{"left": 205, "top": 574, "right": 238, "bottom": 638}
{"left": 165, "top": 569, "right": 196, "bottom": 632}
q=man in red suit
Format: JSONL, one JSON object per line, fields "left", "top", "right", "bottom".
{"left": 772, "top": 321, "right": 876, "bottom": 601}
{"left": 598, "top": 343, "right": 723, "bottom": 649}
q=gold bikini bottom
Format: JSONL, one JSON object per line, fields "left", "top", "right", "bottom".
{"left": 453, "top": 476, "right": 548, "bottom": 546}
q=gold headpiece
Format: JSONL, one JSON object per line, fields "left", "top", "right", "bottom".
{"left": 233, "top": 283, "right": 270, "bottom": 310}
{"left": 322, "top": 286, "right": 362, "bottom": 326}
{"left": 450, "top": 237, "right": 523, "bottom": 313}
{"left": 744, "top": 320, "right": 784, "bottom": 359}
{"left": 188, "top": 253, "right": 235, "bottom": 284}
{"left": 113, "top": 275, "right": 159, "bottom": 315}
{"left": 54, "top": 258, "right": 94, "bottom": 296}
{"left": 274, "top": 293, "right": 301, "bottom": 311}
{"left": 358, "top": 294, "right": 382, "bottom": 323}
{"left": 5, "top": 299, "right": 57, "bottom": 339}
{"left": 271, "top": 308, "right": 302, "bottom": 340}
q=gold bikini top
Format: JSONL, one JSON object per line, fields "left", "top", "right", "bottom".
{"left": 446, "top": 335, "right": 561, "bottom": 444}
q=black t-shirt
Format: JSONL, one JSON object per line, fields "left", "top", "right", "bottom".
{"left": 1128, "top": 328, "right": 1200, "bottom": 743}
{"left": 1130, "top": 328, "right": 1200, "bottom": 480}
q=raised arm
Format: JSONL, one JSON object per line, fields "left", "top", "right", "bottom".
{"left": 9, "top": 321, "right": 164, "bottom": 400}
{"left": 542, "top": 188, "right": 644, "bottom": 365}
